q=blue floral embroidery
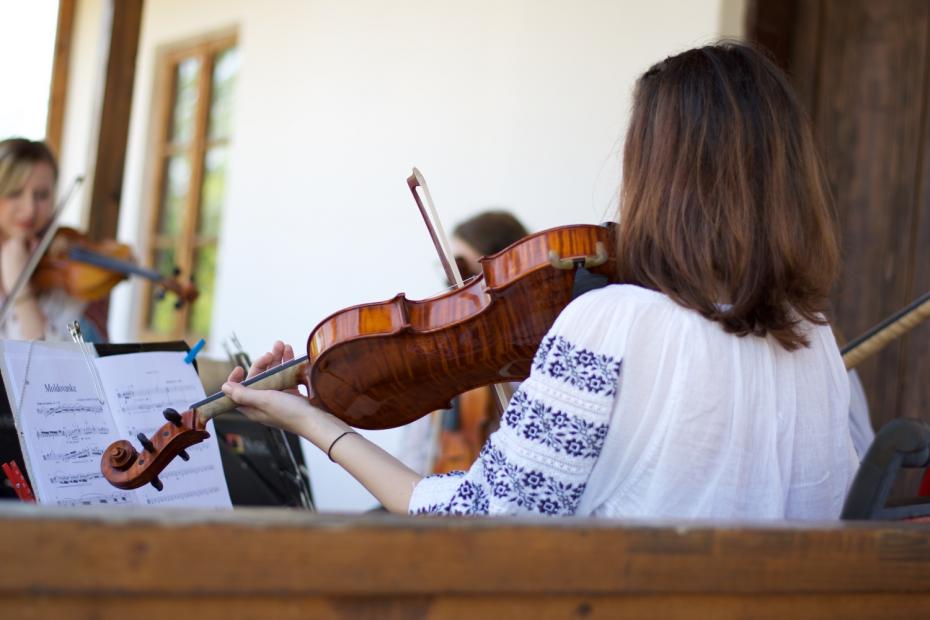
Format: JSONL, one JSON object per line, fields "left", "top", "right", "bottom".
{"left": 412, "top": 333, "right": 621, "bottom": 517}
{"left": 532, "top": 335, "right": 622, "bottom": 397}
{"left": 430, "top": 470, "right": 466, "bottom": 479}
{"left": 413, "top": 441, "right": 586, "bottom": 516}
{"left": 501, "top": 388, "right": 608, "bottom": 459}
{"left": 413, "top": 503, "right": 445, "bottom": 515}
{"left": 532, "top": 335, "right": 556, "bottom": 371}
{"left": 447, "top": 480, "right": 490, "bottom": 514}
{"left": 480, "top": 443, "right": 585, "bottom": 515}
{"left": 503, "top": 389, "right": 529, "bottom": 428}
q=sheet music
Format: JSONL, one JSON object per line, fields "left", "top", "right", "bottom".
{"left": 1, "top": 342, "right": 232, "bottom": 508}
{"left": 1, "top": 341, "right": 131, "bottom": 506}
{"left": 94, "top": 351, "right": 231, "bottom": 508}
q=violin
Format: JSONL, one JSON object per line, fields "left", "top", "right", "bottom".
{"left": 100, "top": 222, "right": 618, "bottom": 491}
{"left": 31, "top": 227, "right": 198, "bottom": 304}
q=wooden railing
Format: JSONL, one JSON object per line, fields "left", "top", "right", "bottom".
{"left": 1, "top": 504, "right": 929, "bottom": 618}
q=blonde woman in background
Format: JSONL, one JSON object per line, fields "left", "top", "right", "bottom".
{"left": 0, "top": 138, "right": 95, "bottom": 341}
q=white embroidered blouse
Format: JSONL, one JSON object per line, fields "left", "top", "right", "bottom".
{"left": 408, "top": 284, "right": 859, "bottom": 520}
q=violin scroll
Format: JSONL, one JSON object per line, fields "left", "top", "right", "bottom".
{"left": 100, "top": 408, "right": 209, "bottom": 490}
{"left": 101, "top": 358, "right": 310, "bottom": 491}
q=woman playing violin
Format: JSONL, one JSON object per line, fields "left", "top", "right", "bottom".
{"left": 222, "top": 43, "right": 859, "bottom": 519}
{"left": 0, "top": 138, "right": 96, "bottom": 341}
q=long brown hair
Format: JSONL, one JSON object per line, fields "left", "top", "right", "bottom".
{"left": 618, "top": 43, "right": 838, "bottom": 350}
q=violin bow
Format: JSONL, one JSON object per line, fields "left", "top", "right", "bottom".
{"left": 842, "top": 290, "right": 930, "bottom": 369}
{"left": 406, "top": 168, "right": 510, "bottom": 414}
{"left": 0, "top": 175, "right": 84, "bottom": 327}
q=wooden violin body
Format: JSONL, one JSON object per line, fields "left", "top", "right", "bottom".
{"left": 32, "top": 227, "right": 198, "bottom": 304}
{"left": 101, "top": 223, "right": 617, "bottom": 490}
{"left": 307, "top": 224, "right": 616, "bottom": 428}
{"left": 33, "top": 228, "right": 132, "bottom": 301}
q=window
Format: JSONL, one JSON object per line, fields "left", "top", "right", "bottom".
{"left": 142, "top": 33, "right": 238, "bottom": 340}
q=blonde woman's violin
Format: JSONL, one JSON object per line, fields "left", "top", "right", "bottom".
{"left": 33, "top": 227, "right": 198, "bottom": 304}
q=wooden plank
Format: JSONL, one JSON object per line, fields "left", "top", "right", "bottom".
{"left": 86, "top": 0, "right": 145, "bottom": 242}
{"left": 812, "top": 0, "right": 930, "bottom": 431}
{"left": 45, "top": 0, "right": 76, "bottom": 156}
{"left": 1, "top": 506, "right": 930, "bottom": 597}
{"left": 2, "top": 593, "right": 930, "bottom": 620}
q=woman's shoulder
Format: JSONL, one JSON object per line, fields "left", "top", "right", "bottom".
{"left": 553, "top": 284, "right": 676, "bottom": 331}
{"left": 543, "top": 284, "right": 676, "bottom": 355}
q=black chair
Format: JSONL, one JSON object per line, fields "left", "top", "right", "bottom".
{"left": 841, "top": 417, "right": 930, "bottom": 520}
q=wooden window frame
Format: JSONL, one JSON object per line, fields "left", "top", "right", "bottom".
{"left": 139, "top": 30, "right": 237, "bottom": 342}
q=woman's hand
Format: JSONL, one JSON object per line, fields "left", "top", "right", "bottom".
{"left": 0, "top": 236, "right": 32, "bottom": 295}
{"left": 223, "top": 341, "right": 423, "bottom": 514}
{"left": 221, "top": 340, "right": 347, "bottom": 439}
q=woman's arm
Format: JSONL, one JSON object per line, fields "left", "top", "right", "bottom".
{"left": 1, "top": 237, "right": 46, "bottom": 339}
{"left": 221, "top": 341, "right": 423, "bottom": 514}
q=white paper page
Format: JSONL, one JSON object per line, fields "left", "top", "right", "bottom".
{"left": 94, "top": 351, "right": 232, "bottom": 508}
{"left": 1, "top": 341, "right": 134, "bottom": 506}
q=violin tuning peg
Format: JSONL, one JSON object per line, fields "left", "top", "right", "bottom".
{"left": 150, "top": 476, "right": 164, "bottom": 492}
{"left": 173, "top": 266, "right": 181, "bottom": 277}
{"left": 174, "top": 299, "right": 184, "bottom": 310}
{"left": 155, "top": 288, "right": 167, "bottom": 301}
{"left": 163, "top": 408, "right": 183, "bottom": 426}
{"left": 136, "top": 432, "right": 155, "bottom": 453}
{"left": 178, "top": 449, "right": 190, "bottom": 462}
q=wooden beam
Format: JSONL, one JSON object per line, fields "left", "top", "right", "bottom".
{"left": 1, "top": 505, "right": 930, "bottom": 618}
{"left": 45, "top": 0, "right": 76, "bottom": 157}
{"left": 86, "top": 0, "right": 144, "bottom": 242}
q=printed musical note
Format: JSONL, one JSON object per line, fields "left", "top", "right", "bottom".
{"left": 36, "top": 425, "right": 111, "bottom": 441}
{"left": 41, "top": 447, "right": 104, "bottom": 462}
{"left": 161, "top": 464, "right": 213, "bottom": 480}
{"left": 35, "top": 401, "right": 104, "bottom": 417}
{"left": 113, "top": 381, "right": 203, "bottom": 418}
{"left": 50, "top": 470, "right": 104, "bottom": 487}
{"left": 58, "top": 492, "right": 132, "bottom": 507}
{"left": 144, "top": 486, "right": 222, "bottom": 505}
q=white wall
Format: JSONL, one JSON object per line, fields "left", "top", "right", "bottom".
{"left": 73, "top": 0, "right": 742, "bottom": 511}
{"left": 56, "top": 0, "right": 107, "bottom": 228}
{"left": 0, "top": 0, "right": 58, "bottom": 140}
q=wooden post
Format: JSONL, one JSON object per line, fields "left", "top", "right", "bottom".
{"left": 45, "top": 0, "right": 76, "bottom": 156}
{"left": 86, "top": 0, "right": 144, "bottom": 242}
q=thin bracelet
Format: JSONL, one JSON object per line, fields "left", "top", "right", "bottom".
{"left": 327, "top": 430, "right": 358, "bottom": 462}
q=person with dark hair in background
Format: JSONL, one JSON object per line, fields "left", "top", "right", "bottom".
{"left": 224, "top": 43, "right": 859, "bottom": 520}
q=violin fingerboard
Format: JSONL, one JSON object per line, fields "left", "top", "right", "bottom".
{"left": 196, "top": 360, "right": 309, "bottom": 422}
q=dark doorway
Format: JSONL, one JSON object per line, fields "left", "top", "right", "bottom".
{"left": 749, "top": 0, "right": 930, "bottom": 436}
